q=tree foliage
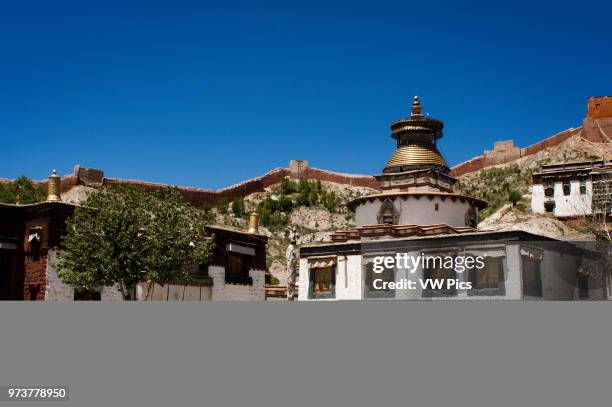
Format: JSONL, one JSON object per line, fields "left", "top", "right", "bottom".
{"left": 508, "top": 190, "right": 522, "bottom": 206}
{"left": 57, "top": 186, "right": 214, "bottom": 300}
{"left": 257, "top": 178, "right": 344, "bottom": 229}
{"left": 0, "top": 176, "right": 46, "bottom": 204}
{"left": 231, "top": 197, "right": 246, "bottom": 217}
{"left": 217, "top": 197, "right": 228, "bottom": 214}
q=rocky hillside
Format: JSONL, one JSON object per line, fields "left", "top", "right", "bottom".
{"left": 211, "top": 179, "right": 376, "bottom": 284}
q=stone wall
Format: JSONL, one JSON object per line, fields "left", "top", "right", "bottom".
{"left": 209, "top": 265, "right": 266, "bottom": 301}
{"left": 5, "top": 162, "right": 379, "bottom": 208}
{"left": 303, "top": 167, "right": 379, "bottom": 189}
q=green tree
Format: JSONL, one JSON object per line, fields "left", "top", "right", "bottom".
{"left": 508, "top": 190, "right": 522, "bottom": 206}
{"left": 217, "top": 197, "right": 228, "bottom": 214}
{"left": 323, "top": 191, "right": 341, "bottom": 213}
{"left": 57, "top": 186, "right": 214, "bottom": 300}
{"left": 277, "top": 194, "right": 293, "bottom": 212}
{"left": 231, "top": 197, "right": 245, "bottom": 217}
{"left": 280, "top": 178, "right": 297, "bottom": 195}
{"left": 0, "top": 176, "right": 46, "bottom": 204}
{"left": 308, "top": 189, "right": 318, "bottom": 205}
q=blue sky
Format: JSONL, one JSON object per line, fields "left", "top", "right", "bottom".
{"left": 2, "top": 0, "right": 611, "bottom": 188}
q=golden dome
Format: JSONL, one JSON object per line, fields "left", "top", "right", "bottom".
{"left": 385, "top": 144, "right": 447, "bottom": 169}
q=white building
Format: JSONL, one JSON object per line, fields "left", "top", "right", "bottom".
{"left": 298, "top": 97, "right": 610, "bottom": 301}
{"left": 531, "top": 160, "right": 612, "bottom": 218}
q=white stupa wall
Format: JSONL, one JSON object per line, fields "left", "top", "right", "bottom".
{"left": 355, "top": 196, "right": 477, "bottom": 228}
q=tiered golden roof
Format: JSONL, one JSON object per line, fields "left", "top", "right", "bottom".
{"left": 383, "top": 96, "right": 449, "bottom": 173}
{"left": 386, "top": 144, "right": 447, "bottom": 168}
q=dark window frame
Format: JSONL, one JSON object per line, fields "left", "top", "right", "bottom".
{"left": 74, "top": 288, "right": 102, "bottom": 301}
{"left": 421, "top": 256, "right": 458, "bottom": 298}
{"left": 308, "top": 265, "right": 336, "bottom": 299}
{"left": 562, "top": 181, "right": 571, "bottom": 196}
{"left": 577, "top": 274, "right": 589, "bottom": 300}
{"left": 224, "top": 252, "right": 253, "bottom": 285}
{"left": 544, "top": 201, "right": 555, "bottom": 213}
{"left": 364, "top": 261, "right": 396, "bottom": 299}
{"left": 522, "top": 255, "right": 543, "bottom": 299}
{"left": 544, "top": 187, "right": 554, "bottom": 197}
{"left": 468, "top": 256, "right": 506, "bottom": 297}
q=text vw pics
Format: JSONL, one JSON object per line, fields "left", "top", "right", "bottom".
{"left": 371, "top": 253, "right": 487, "bottom": 291}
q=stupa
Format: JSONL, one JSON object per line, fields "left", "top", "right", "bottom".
{"left": 332, "top": 96, "right": 486, "bottom": 241}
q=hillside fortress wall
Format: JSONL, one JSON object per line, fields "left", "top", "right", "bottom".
{"left": 450, "top": 96, "right": 612, "bottom": 177}
{"left": 3, "top": 97, "right": 611, "bottom": 203}
{"left": 2, "top": 162, "right": 380, "bottom": 207}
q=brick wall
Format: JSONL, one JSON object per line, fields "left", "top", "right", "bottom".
{"left": 209, "top": 265, "right": 266, "bottom": 301}
{"left": 587, "top": 96, "right": 612, "bottom": 119}
{"left": 303, "top": 167, "right": 379, "bottom": 189}
{"left": 22, "top": 216, "right": 50, "bottom": 300}
{"left": 45, "top": 165, "right": 378, "bottom": 208}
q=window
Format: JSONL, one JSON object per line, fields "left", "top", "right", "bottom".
{"left": 577, "top": 274, "right": 589, "bottom": 300}
{"left": 544, "top": 187, "right": 554, "bottom": 197}
{"left": 309, "top": 265, "right": 336, "bottom": 299}
{"left": 74, "top": 288, "right": 101, "bottom": 301}
{"left": 27, "top": 284, "right": 40, "bottom": 301}
{"left": 544, "top": 201, "right": 555, "bottom": 213}
{"left": 464, "top": 207, "right": 477, "bottom": 228}
{"left": 364, "top": 261, "right": 395, "bottom": 299}
{"left": 197, "top": 264, "right": 209, "bottom": 278}
{"left": 225, "top": 252, "right": 253, "bottom": 285}
{"left": 28, "top": 228, "right": 42, "bottom": 261}
{"left": 522, "top": 256, "right": 542, "bottom": 299}
{"left": 377, "top": 198, "right": 398, "bottom": 225}
{"left": 468, "top": 256, "right": 505, "bottom": 296}
{"left": 0, "top": 243, "right": 18, "bottom": 300}
{"left": 434, "top": 203, "right": 439, "bottom": 211}
{"left": 562, "top": 181, "right": 571, "bottom": 195}
{"left": 580, "top": 181, "right": 587, "bottom": 195}
{"left": 422, "top": 257, "right": 457, "bottom": 298}
{"left": 382, "top": 214, "right": 395, "bottom": 225}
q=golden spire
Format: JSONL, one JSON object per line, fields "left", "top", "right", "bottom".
{"left": 47, "top": 169, "right": 61, "bottom": 202}
{"left": 383, "top": 96, "right": 448, "bottom": 173}
{"left": 411, "top": 95, "right": 422, "bottom": 116}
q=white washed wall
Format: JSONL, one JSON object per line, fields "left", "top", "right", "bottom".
{"left": 45, "top": 250, "right": 123, "bottom": 301}
{"left": 355, "top": 197, "right": 476, "bottom": 228}
{"left": 531, "top": 181, "right": 592, "bottom": 216}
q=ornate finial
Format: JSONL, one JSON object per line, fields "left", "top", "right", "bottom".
{"left": 47, "top": 169, "right": 61, "bottom": 202}
{"left": 411, "top": 95, "right": 422, "bottom": 116}
{"left": 248, "top": 211, "right": 259, "bottom": 234}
